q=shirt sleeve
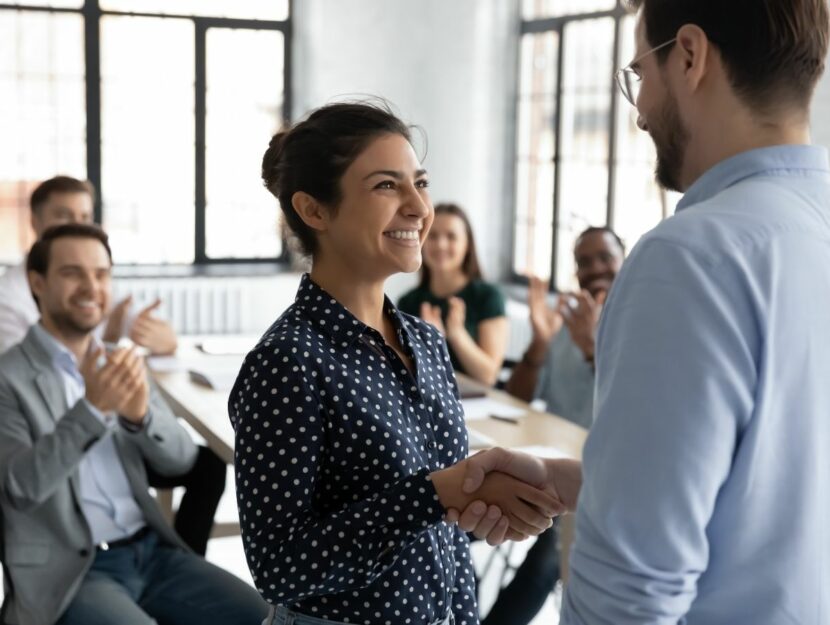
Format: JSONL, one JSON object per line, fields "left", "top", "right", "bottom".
{"left": 229, "top": 347, "right": 446, "bottom": 605}
{"left": 560, "top": 237, "right": 758, "bottom": 624}
{"left": 475, "top": 282, "right": 506, "bottom": 321}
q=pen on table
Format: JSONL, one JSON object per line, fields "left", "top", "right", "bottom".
{"left": 489, "top": 414, "right": 519, "bottom": 425}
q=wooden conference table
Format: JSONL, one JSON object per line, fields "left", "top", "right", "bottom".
{"left": 149, "top": 339, "right": 588, "bottom": 575}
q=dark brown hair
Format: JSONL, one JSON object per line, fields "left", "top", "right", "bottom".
{"left": 576, "top": 225, "right": 626, "bottom": 254}
{"left": 30, "top": 175, "right": 95, "bottom": 214}
{"left": 419, "top": 203, "right": 483, "bottom": 288}
{"left": 628, "top": 0, "right": 829, "bottom": 111}
{"left": 262, "top": 101, "right": 414, "bottom": 257}
{"left": 27, "top": 223, "right": 112, "bottom": 277}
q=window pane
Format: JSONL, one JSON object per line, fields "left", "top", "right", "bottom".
{"left": 522, "top": 0, "right": 615, "bottom": 19}
{"left": 555, "top": 18, "right": 614, "bottom": 291}
{"left": 513, "top": 31, "right": 558, "bottom": 279}
{"left": 101, "top": 0, "right": 289, "bottom": 21}
{"left": 612, "top": 16, "right": 678, "bottom": 251}
{"left": 205, "top": 28, "right": 284, "bottom": 260}
{"left": 101, "top": 16, "right": 195, "bottom": 264}
{"left": 0, "top": 10, "right": 85, "bottom": 264}
{"left": 7, "top": 0, "right": 82, "bottom": 7}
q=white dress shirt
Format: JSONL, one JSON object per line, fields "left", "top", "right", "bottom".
{"left": 0, "top": 262, "right": 39, "bottom": 355}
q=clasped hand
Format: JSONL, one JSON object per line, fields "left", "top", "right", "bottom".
{"left": 80, "top": 345, "right": 149, "bottom": 423}
{"left": 431, "top": 456, "right": 567, "bottom": 544}
{"left": 440, "top": 448, "right": 582, "bottom": 545}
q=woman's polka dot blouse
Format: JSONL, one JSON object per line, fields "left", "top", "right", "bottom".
{"left": 229, "top": 274, "right": 479, "bottom": 625}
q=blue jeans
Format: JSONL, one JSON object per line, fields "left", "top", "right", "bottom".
{"left": 265, "top": 604, "right": 455, "bottom": 625}
{"left": 56, "top": 530, "right": 267, "bottom": 625}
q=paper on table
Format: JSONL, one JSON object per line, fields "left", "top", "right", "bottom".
{"left": 515, "top": 445, "right": 572, "bottom": 460}
{"left": 147, "top": 356, "right": 183, "bottom": 373}
{"left": 461, "top": 397, "right": 528, "bottom": 421}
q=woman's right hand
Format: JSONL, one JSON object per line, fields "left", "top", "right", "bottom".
{"left": 420, "top": 302, "right": 446, "bottom": 335}
{"left": 431, "top": 461, "right": 562, "bottom": 538}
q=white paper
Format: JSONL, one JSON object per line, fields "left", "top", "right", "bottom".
{"left": 147, "top": 356, "right": 183, "bottom": 373}
{"left": 461, "top": 397, "right": 528, "bottom": 421}
{"left": 514, "top": 445, "right": 572, "bottom": 460}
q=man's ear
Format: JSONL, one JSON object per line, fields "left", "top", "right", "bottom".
{"left": 27, "top": 271, "right": 45, "bottom": 312}
{"left": 675, "top": 24, "right": 711, "bottom": 94}
{"left": 291, "top": 192, "right": 330, "bottom": 233}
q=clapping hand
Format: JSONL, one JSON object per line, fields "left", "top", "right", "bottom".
{"left": 129, "top": 299, "right": 178, "bottom": 356}
{"left": 80, "top": 345, "right": 149, "bottom": 424}
{"left": 445, "top": 297, "right": 466, "bottom": 341}
{"left": 559, "top": 289, "right": 606, "bottom": 361}
{"left": 420, "top": 302, "right": 446, "bottom": 335}
{"left": 528, "top": 277, "right": 563, "bottom": 346}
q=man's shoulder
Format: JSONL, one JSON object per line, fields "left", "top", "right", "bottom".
{"left": 646, "top": 176, "right": 830, "bottom": 263}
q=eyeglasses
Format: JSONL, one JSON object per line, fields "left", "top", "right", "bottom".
{"left": 614, "top": 38, "right": 677, "bottom": 106}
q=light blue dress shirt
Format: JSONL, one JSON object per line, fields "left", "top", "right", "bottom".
{"left": 31, "top": 324, "right": 146, "bottom": 545}
{"left": 534, "top": 326, "right": 595, "bottom": 430}
{"left": 561, "top": 145, "right": 830, "bottom": 625}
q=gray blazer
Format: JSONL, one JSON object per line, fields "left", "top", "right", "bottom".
{"left": 0, "top": 327, "right": 198, "bottom": 625}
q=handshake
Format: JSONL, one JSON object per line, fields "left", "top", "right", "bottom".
{"left": 430, "top": 448, "right": 583, "bottom": 545}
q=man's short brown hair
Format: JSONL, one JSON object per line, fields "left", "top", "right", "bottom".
{"left": 30, "top": 176, "right": 96, "bottom": 214}
{"left": 628, "top": 0, "right": 830, "bottom": 112}
{"left": 27, "top": 223, "right": 112, "bottom": 277}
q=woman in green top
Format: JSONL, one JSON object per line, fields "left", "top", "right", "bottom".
{"left": 399, "top": 202, "right": 508, "bottom": 385}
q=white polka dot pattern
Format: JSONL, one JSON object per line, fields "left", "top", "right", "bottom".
{"left": 229, "top": 274, "right": 479, "bottom": 625}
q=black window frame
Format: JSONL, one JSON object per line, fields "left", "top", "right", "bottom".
{"left": 1, "top": 0, "right": 293, "bottom": 267}
{"left": 511, "top": 1, "right": 629, "bottom": 289}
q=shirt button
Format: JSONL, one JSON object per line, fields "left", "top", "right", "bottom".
{"left": 79, "top": 548, "right": 90, "bottom": 557}
{"left": 428, "top": 441, "right": 437, "bottom": 450}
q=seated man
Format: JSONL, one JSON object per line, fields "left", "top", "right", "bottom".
{"left": 0, "top": 223, "right": 266, "bottom": 625}
{"left": 0, "top": 176, "right": 224, "bottom": 555}
{"left": 481, "top": 226, "right": 624, "bottom": 625}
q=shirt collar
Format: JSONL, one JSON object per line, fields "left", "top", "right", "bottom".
{"left": 30, "top": 322, "right": 101, "bottom": 378}
{"left": 677, "top": 145, "right": 830, "bottom": 212}
{"left": 294, "top": 273, "right": 417, "bottom": 348}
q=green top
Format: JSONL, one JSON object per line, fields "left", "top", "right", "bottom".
{"left": 398, "top": 279, "right": 506, "bottom": 373}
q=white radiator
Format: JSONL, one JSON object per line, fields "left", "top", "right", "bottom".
{"left": 112, "top": 274, "right": 301, "bottom": 336}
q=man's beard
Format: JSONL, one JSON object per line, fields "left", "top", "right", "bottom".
{"left": 650, "top": 89, "right": 689, "bottom": 192}
{"left": 48, "top": 307, "right": 99, "bottom": 338}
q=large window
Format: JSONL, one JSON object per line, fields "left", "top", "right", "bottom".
{"left": 0, "top": 1, "right": 290, "bottom": 266}
{"left": 513, "top": 1, "right": 678, "bottom": 290}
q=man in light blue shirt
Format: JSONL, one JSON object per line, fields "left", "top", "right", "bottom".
{"left": 451, "top": 1, "right": 830, "bottom": 623}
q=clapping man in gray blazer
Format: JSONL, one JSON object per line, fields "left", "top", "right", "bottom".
{"left": 0, "top": 223, "right": 266, "bottom": 625}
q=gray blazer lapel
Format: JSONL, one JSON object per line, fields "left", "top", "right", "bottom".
{"left": 33, "top": 371, "right": 67, "bottom": 423}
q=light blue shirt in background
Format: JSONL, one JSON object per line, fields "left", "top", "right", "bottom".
{"left": 31, "top": 324, "right": 146, "bottom": 545}
{"left": 561, "top": 145, "right": 830, "bottom": 625}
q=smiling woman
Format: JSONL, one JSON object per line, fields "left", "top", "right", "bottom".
{"left": 228, "top": 101, "right": 560, "bottom": 625}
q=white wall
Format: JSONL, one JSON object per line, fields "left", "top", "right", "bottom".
{"left": 812, "top": 69, "right": 830, "bottom": 149}
{"left": 292, "top": 0, "right": 521, "bottom": 298}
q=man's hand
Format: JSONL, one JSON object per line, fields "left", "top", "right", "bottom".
{"left": 420, "top": 302, "right": 446, "bottom": 335}
{"left": 560, "top": 289, "right": 606, "bottom": 361}
{"left": 446, "top": 448, "right": 583, "bottom": 544}
{"left": 102, "top": 295, "right": 133, "bottom": 344}
{"left": 81, "top": 346, "right": 147, "bottom": 420}
{"left": 528, "top": 277, "right": 563, "bottom": 346}
{"left": 431, "top": 460, "right": 560, "bottom": 537}
{"left": 129, "top": 299, "right": 178, "bottom": 355}
{"left": 117, "top": 351, "right": 150, "bottom": 424}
